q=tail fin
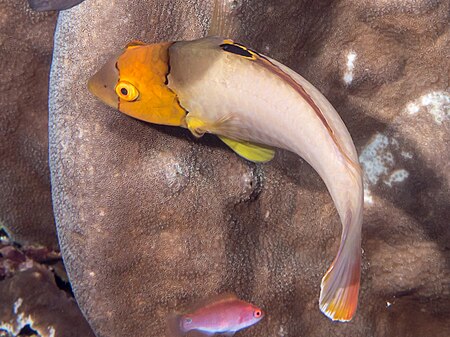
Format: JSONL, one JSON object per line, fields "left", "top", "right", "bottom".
{"left": 319, "top": 212, "right": 361, "bottom": 321}
{"left": 167, "top": 313, "right": 185, "bottom": 337}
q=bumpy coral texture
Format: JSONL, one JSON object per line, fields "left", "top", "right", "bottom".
{"left": 0, "top": 2, "right": 95, "bottom": 336}
{"left": 0, "top": 1, "right": 58, "bottom": 249}
{"left": 49, "top": 1, "right": 449, "bottom": 337}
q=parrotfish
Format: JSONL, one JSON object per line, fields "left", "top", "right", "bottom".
{"left": 88, "top": 36, "right": 364, "bottom": 322}
{"left": 168, "top": 293, "right": 264, "bottom": 336}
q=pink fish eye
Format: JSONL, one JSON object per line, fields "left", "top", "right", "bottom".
{"left": 184, "top": 317, "right": 192, "bottom": 325}
{"left": 253, "top": 309, "right": 262, "bottom": 318}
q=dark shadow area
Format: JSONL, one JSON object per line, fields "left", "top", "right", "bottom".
{"left": 367, "top": 136, "right": 450, "bottom": 267}
{"left": 53, "top": 269, "right": 75, "bottom": 297}
{"left": 0, "top": 228, "right": 8, "bottom": 238}
{"left": 102, "top": 108, "right": 230, "bottom": 151}
{"left": 17, "top": 325, "right": 38, "bottom": 337}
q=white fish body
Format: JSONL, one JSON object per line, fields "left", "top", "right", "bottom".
{"left": 168, "top": 37, "right": 363, "bottom": 321}
{"left": 88, "top": 36, "right": 364, "bottom": 321}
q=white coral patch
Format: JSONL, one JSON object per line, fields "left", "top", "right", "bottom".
{"left": 401, "top": 151, "right": 413, "bottom": 159}
{"left": 384, "top": 169, "right": 409, "bottom": 187}
{"left": 13, "top": 298, "right": 23, "bottom": 314}
{"left": 359, "top": 133, "right": 392, "bottom": 185}
{"left": 0, "top": 322, "right": 15, "bottom": 334}
{"left": 406, "top": 102, "right": 420, "bottom": 114}
{"left": 0, "top": 312, "right": 34, "bottom": 336}
{"left": 1, "top": 298, "right": 56, "bottom": 337}
{"left": 16, "top": 313, "right": 34, "bottom": 331}
{"left": 406, "top": 91, "right": 450, "bottom": 124}
{"left": 343, "top": 51, "right": 357, "bottom": 85}
{"left": 164, "top": 162, "right": 188, "bottom": 191}
{"left": 359, "top": 133, "right": 411, "bottom": 205}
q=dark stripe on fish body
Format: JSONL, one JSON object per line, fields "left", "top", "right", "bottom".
{"left": 219, "top": 41, "right": 346, "bottom": 160}
{"left": 220, "top": 43, "right": 254, "bottom": 59}
{"left": 253, "top": 53, "right": 360, "bottom": 172}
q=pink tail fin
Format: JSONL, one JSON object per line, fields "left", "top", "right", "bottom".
{"left": 319, "top": 214, "right": 361, "bottom": 321}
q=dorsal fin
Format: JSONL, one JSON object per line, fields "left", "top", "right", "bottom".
{"left": 125, "top": 40, "right": 147, "bottom": 49}
{"left": 186, "top": 293, "right": 239, "bottom": 313}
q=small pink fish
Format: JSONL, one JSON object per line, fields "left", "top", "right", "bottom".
{"left": 168, "top": 293, "right": 264, "bottom": 336}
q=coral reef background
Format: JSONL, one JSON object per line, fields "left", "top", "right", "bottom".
{"left": 1, "top": 1, "right": 449, "bottom": 336}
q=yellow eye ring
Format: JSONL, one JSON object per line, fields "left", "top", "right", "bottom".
{"left": 115, "top": 81, "right": 139, "bottom": 101}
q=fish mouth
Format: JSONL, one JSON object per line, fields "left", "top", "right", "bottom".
{"left": 88, "top": 55, "right": 120, "bottom": 109}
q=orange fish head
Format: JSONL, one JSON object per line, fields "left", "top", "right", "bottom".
{"left": 88, "top": 41, "right": 187, "bottom": 127}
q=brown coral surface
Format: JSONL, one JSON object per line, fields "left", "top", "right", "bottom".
{"left": 49, "top": 1, "right": 449, "bottom": 337}
{"left": 0, "top": 2, "right": 95, "bottom": 336}
{"left": 0, "top": 242, "right": 95, "bottom": 337}
{"left": 0, "top": 0, "right": 58, "bottom": 249}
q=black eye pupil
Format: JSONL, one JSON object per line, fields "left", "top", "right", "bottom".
{"left": 120, "top": 88, "right": 128, "bottom": 95}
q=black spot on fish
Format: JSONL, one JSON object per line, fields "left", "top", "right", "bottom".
{"left": 220, "top": 43, "right": 253, "bottom": 58}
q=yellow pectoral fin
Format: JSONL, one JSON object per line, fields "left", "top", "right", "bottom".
{"left": 186, "top": 115, "right": 208, "bottom": 137}
{"left": 218, "top": 136, "right": 275, "bottom": 163}
{"left": 185, "top": 114, "right": 275, "bottom": 162}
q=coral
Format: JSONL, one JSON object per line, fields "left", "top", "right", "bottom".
{"left": 0, "top": 2, "right": 95, "bottom": 336}
{"left": 48, "top": 1, "right": 449, "bottom": 336}
{"left": 0, "top": 243, "right": 95, "bottom": 337}
{"left": 0, "top": 0, "right": 58, "bottom": 249}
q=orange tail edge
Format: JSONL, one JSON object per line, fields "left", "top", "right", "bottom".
{"left": 319, "top": 238, "right": 361, "bottom": 322}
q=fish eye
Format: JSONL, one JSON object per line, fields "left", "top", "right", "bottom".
{"left": 253, "top": 309, "right": 262, "bottom": 318}
{"left": 115, "top": 81, "right": 139, "bottom": 101}
{"left": 184, "top": 318, "right": 192, "bottom": 324}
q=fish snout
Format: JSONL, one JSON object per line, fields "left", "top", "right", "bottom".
{"left": 88, "top": 56, "right": 120, "bottom": 109}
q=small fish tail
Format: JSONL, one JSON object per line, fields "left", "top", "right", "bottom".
{"left": 319, "top": 210, "right": 361, "bottom": 322}
{"left": 167, "top": 313, "right": 186, "bottom": 337}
